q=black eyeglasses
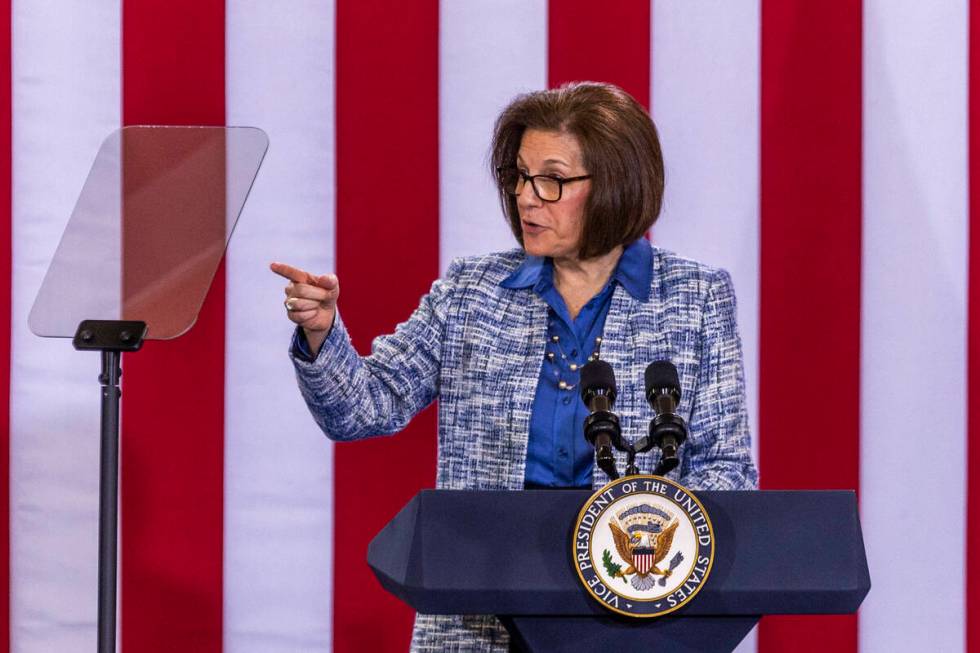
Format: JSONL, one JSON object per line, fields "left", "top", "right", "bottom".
{"left": 496, "top": 166, "right": 592, "bottom": 202}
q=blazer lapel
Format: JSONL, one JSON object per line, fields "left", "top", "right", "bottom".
{"left": 590, "top": 272, "right": 671, "bottom": 487}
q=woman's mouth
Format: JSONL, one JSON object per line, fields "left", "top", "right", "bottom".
{"left": 521, "top": 220, "right": 546, "bottom": 235}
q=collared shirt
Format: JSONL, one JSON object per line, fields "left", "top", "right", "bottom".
{"left": 500, "top": 238, "right": 652, "bottom": 488}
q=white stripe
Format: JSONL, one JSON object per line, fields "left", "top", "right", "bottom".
{"left": 438, "top": 0, "right": 547, "bottom": 270}
{"left": 10, "top": 1, "right": 121, "bottom": 651}
{"left": 224, "top": 2, "right": 336, "bottom": 651}
{"left": 650, "top": 4, "right": 760, "bottom": 651}
{"left": 860, "top": 2, "right": 968, "bottom": 651}
{"left": 650, "top": 2, "right": 760, "bottom": 461}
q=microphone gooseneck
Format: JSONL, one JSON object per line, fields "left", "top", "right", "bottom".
{"left": 580, "top": 360, "right": 624, "bottom": 481}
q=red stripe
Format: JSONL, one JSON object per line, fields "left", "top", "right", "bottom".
{"left": 548, "top": 0, "right": 651, "bottom": 108}
{"left": 120, "top": 2, "right": 225, "bottom": 651}
{"left": 0, "top": 1, "right": 10, "bottom": 650}
{"left": 548, "top": 0, "right": 652, "bottom": 249}
{"left": 334, "top": 1, "right": 439, "bottom": 651}
{"left": 759, "top": 2, "right": 862, "bottom": 651}
{"left": 968, "top": 2, "right": 980, "bottom": 650}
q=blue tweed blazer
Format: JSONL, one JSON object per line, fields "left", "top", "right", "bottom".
{"left": 292, "top": 242, "right": 758, "bottom": 652}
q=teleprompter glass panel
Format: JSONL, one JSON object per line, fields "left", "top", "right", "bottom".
{"left": 28, "top": 125, "right": 268, "bottom": 339}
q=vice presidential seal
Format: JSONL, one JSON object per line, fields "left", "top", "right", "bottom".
{"left": 572, "top": 475, "right": 714, "bottom": 618}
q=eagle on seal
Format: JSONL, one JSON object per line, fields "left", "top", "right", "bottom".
{"left": 609, "top": 505, "right": 680, "bottom": 592}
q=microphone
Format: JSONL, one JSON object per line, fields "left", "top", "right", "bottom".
{"left": 580, "top": 360, "right": 624, "bottom": 481}
{"left": 639, "top": 361, "right": 688, "bottom": 475}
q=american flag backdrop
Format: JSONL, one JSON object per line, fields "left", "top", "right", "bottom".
{"left": 0, "top": 1, "right": 977, "bottom": 652}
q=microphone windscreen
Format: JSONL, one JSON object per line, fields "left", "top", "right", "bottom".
{"left": 645, "top": 360, "right": 681, "bottom": 398}
{"left": 580, "top": 359, "right": 616, "bottom": 399}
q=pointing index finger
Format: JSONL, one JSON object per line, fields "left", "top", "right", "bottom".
{"left": 270, "top": 261, "right": 317, "bottom": 285}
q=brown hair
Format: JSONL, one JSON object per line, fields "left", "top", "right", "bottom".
{"left": 490, "top": 81, "right": 664, "bottom": 260}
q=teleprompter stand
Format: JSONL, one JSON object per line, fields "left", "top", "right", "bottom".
{"left": 72, "top": 320, "right": 146, "bottom": 653}
{"left": 29, "top": 126, "right": 268, "bottom": 652}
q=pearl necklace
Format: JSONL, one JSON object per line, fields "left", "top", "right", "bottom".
{"left": 545, "top": 334, "right": 603, "bottom": 391}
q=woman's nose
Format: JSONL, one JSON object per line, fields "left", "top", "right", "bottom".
{"left": 516, "top": 177, "right": 540, "bottom": 210}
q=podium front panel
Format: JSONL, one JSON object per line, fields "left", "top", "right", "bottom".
{"left": 369, "top": 489, "right": 869, "bottom": 617}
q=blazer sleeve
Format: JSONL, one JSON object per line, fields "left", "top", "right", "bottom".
{"left": 289, "top": 258, "right": 463, "bottom": 442}
{"left": 678, "top": 268, "right": 759, "bottom": 491}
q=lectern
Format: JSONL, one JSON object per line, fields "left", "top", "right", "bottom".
{"left": 369, "top": 489, "right": 869, "bottom": 653}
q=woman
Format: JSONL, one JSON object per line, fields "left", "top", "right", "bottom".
{"left": 272, "top": 82, "right": 757, "bottom": 652}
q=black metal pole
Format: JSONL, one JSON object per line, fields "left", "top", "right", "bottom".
{"left": 72, "top": 320, "right": 144, "bottom": 653}
{"left": 97, "top": 350, "right": 121, "bottom": 653}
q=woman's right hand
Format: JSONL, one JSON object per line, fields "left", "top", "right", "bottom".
{"left": 270, "top": 262, "right": 340, "bottom": 357}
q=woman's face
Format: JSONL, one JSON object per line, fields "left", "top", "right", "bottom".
{"left": 515, "top": 128, "right": 591, "bottom": 263}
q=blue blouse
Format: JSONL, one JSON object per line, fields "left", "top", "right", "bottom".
{"left": 500, "top": 239, "right": 652, "bottom": 488}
